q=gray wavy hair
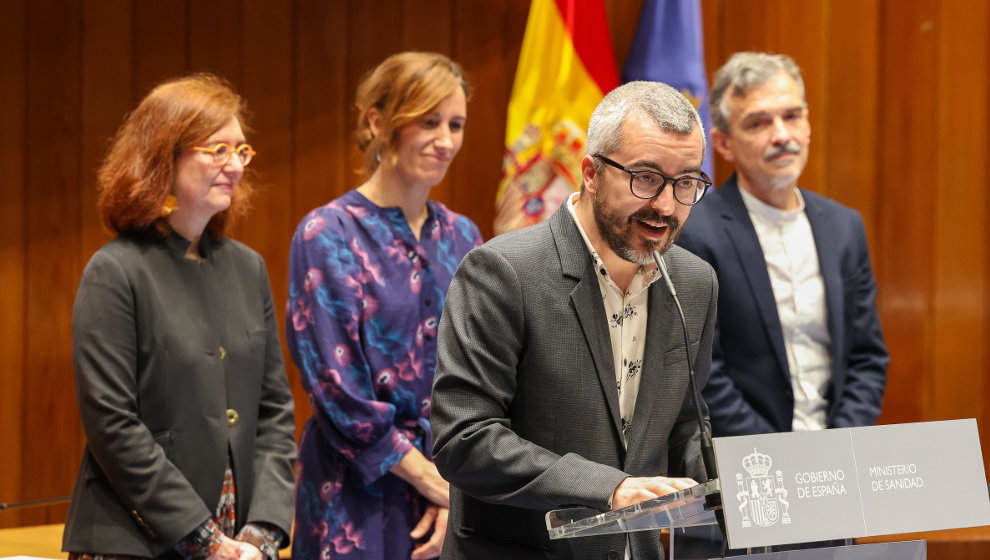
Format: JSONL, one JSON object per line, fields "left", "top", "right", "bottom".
{"left": 710, "top": 52, "right": 805, "bottom": 132}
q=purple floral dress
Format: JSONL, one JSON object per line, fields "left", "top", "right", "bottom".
{"left": 287, "top": 190, "right": 482, "bottom": 559}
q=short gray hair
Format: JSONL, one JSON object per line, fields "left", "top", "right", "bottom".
{"left": 587, "top": 81, "right": 705, "bottom": 164}
{"left": 710, "top": 52, "right": 805, "bottom": 132}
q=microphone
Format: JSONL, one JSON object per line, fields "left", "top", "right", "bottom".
{"left": 652, "top": 250, "right": 718, "bottom": 483}
{"left": 654, "top": 250, "right": 728, "bottom": 547}
{"left": 0, "top": 496, "right": 71, "bottom": 510}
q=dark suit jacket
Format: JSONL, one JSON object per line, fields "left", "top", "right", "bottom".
{"left": 63, "top": 234, "right": 296, "bottom": 557}
{"left": 431, "top": 205, "right": 718, "bottom": 560}
{"left": 676, "top": 176, "right": 888, "bottom": 436}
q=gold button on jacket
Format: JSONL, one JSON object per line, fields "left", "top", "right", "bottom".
{"left": 226, "top": 408, "right": 239, "bottom": 426}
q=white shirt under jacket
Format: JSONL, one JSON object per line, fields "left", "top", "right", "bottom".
{"left": 738, "top": 186, "right": 832, "bottom": 431}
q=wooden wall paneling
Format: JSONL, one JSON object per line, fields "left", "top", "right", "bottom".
{"left": 874, "top": 0, "right": 939, "bottom": 425}
{"left": 930, "top": 540, "right": 990, "bottom": 560}
{"left": 235, "top": 1, "right": 293, "bottom": 268}
{"left": 6, "top": 0, "right": 990, "bottom": 535}
{"left": 132, "top": 0, "right": 188, "bottom": 100}
{"left": 700, "top": 0, "right": 723, "bottom": 92}
{"left": 401, "top": 0, "right": 456, "bottom": 206}
{"left": 348, "top": 0, "right": 404, "bottom": 94}
{"left": 81, "top": 0, "right": 132, "bottom": 277}
{"left": 292, "top": 0, "right": 350, "bottom": 225}
{"left": 0, "top": 0, "right": 26, "bottom": 530}
{"left": 700, "top": 1, "right": 753, "bottom": 184}
{"left": 401, "top": 0, "right": 452, "bottom": 54}
{"left": 717, "top": 1, "right": 778, "bottom": 58}
{"left": 346, "top": 0, "right": 404, "bottom": 198}
{"left": 716, "top": 1, "right": 828, "bottom": 193}
{"left": 446, "top": 0, "right": 513, "bottom": 236}
{"left": 290, "top": 0, "right": 352, "bottom": 432}
{"left": 465, "top": 0, "right": 529, "bottom": 239}
{"left": 72, "top": 0, "right": 134, "bottom": 528}
{"left": 986, "top": 0, "right": 990, "bottom": 478}
{"left": 767, "top": 1, "right": 828, "bottom": 195}
{"left": 700, "top": 0, "right": 730, "bottom": 185}
{"left": 824, "top": 0, "right": 880, "bottom": 245}
{"left": 501, "top": 0, "right": 530, "bottom": 110}
{"left": 189, "top": 0, "right": 243, "bottom": 86}
{"left": 23, "top": 0, "right": 83, "bottom": 526}
{"left": 933, "top": 0, "right": 987, "bottom": 427}
{"left": 238, "top": 0, "right": 298, "bottom": 435}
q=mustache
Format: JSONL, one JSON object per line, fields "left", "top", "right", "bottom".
{"left": 630, "top": 209, "right": 679, "bottom": 230}
{"left": 764, "top": 141, "right": 801, "bottom": 160}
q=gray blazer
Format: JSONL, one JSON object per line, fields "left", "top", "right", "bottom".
{"left": 431, "top": 206, "right": 717, "bottom": 560}
{"left": 62, "top": 234, "right": 296, "bottom": 557}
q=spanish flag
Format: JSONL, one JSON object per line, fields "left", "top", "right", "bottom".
{"left": 494, "top": 0, "right": 620, "bottom": 235}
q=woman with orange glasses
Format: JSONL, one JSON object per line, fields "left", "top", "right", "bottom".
{"left": 62, "top": 74, "right": 296, "bottom": 560}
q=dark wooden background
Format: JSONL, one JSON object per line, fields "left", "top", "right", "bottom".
{"left": 2, "top": 1, "right": 988, "bottom": 555}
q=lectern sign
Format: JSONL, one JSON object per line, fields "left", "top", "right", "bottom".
{"left": 713, "top": 419, "right": 990, "bottom": 549}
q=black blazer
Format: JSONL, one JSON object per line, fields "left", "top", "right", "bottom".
{"left": 63, "top": 234, "right": 296, "bottom": 557}
{"left": 432, "top": 206, "right": 717, "bottom": 560}
{"left": 676, "top": 176, "right": 888, "bottom": 436}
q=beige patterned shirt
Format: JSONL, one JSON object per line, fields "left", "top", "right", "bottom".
{"left": 567, "top": 194, "right": 662, "bottom": 447}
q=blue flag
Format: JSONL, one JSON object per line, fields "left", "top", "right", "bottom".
{"left": 623, "top": 0, "right": 713, "bottom": 178}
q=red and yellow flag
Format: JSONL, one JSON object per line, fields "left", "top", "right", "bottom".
{"left": 494, "top": 0, "right": 620, "bottom": 235}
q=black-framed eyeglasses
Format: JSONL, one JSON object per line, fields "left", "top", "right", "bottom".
{"left": 593, "top": 154, "right": 711, "bottom": 206}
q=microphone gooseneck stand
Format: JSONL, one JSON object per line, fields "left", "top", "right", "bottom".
{"left": 0, "top": 496, "right": 71, "bottom": 510}
{"left": 653, "top": 250, "right": 727, "bottom": 544}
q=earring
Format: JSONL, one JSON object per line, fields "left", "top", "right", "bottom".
{"left": 161, "top": 194, "right": 177, "bottom": 217}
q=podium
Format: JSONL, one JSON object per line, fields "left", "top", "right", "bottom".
{"left": 547, "top": 480, "right": 719, "bottom": 541}
{"left": 547, "top": 420, "right": 990, "bottom": 559}
{"left": 546, "top": 479, "right": 926, "bottom": 559}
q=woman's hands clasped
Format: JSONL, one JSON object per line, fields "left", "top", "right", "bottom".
{"left": 391, "top": 448, "right": 451, "bottom": 559}
{"left": 206, "top": 536, "right": 263, "bottom": 560}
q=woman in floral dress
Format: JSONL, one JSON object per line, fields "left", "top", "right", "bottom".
{"left": 287, "top": 52, "right": 482, "bottom": 560}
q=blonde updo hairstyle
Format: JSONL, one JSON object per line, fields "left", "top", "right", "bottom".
{"left": 354, "top": 52, "right": 470, "bottom": 177}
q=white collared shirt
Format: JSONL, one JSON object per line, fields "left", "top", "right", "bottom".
{"left": 567, "top": 193, "right": 662, "bottom": 446}
{"left": 738, "top": 187, "right": 832, "bottom": 431}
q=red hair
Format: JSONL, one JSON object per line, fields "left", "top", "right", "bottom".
{"left": 97, "top": 73, "right": 254, "bottom": 239}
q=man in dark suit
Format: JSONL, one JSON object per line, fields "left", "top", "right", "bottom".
{"left": 675, "top": 51, "right": 888, "bottom": 554}
{"left": 677, "top": 51, "right": 888, "bottom": 436}
{"left": 431, "top": 81, "right": 719, "bottom": 560}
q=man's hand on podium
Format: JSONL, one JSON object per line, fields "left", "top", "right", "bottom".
{"left": 610, "top": 476, "right": 698, "bottom": 510}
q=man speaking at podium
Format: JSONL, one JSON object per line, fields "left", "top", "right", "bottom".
{"left": 431, "top": 80, "right": 718, "bottom": 560}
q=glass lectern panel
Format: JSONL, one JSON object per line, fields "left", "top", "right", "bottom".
{"left": 546, "top": 479, "right": 720, "bottom": 540}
